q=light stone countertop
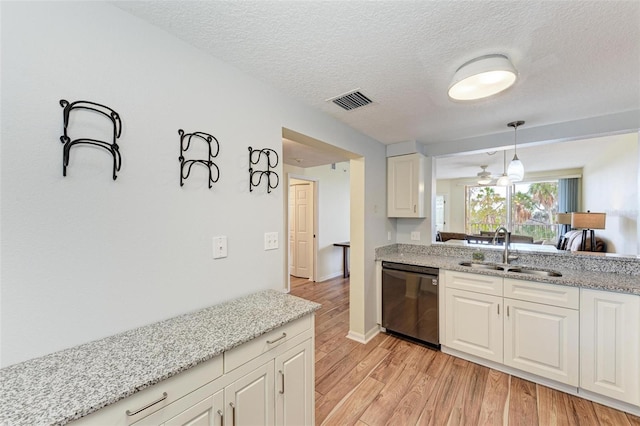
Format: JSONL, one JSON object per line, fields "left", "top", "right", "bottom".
{"left": 377, "top": 247, "right": 640, "bottom": 295}
{"left": 0, "top": 290, "right": 320, "bottom": 426}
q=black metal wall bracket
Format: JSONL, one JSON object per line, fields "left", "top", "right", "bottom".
{"left": 59, "top": 99, "right": 122, "bottom": 180}
{"left": 178, "top": 129, "right": 220, "bottom": 188}
{"left": 249, "top": 146, "right": 279, "bottom": 193}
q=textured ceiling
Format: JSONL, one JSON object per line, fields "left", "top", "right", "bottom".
{"left": 114, "top": 1, "right": 640, "bottom": 147}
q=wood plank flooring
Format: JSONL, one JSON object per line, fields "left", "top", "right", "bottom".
{"left": 289, "top": 275, "right": 640, "bottom": 426}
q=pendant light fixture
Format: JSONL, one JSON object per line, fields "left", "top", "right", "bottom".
{"left": 496, "top": 150, "right": 511, "bottom": 186}
{"left": 507, "top": 120, "right": 525, "bottom": 182}
{"left": 448, "top": 54, "right": 518, "bottom": 101}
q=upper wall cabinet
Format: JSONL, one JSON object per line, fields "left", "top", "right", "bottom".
{"left": 387, "top": 153, "right": 426, "bottom": 218}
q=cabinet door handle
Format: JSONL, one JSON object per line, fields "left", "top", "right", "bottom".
{"left": 217, "top": 409, "right": 223, "bottom": 426}
{"left": 267, "top": 332, "right": 287, "bottom": 344}
{"left": 125, "top": 392, "right": 167, "bottom": 416}
{"left": 497, "top": 304, "right": 500, "bottom": 315}
{"left": 279, "top": 369, "right": 285, "bottom": 394}
{"left": 230, "top": 402, "right": 236, "bottom": 426}
{"left": 507, "top": 306, "right": 510, "bottom": 317}
{"left": 413, "top": 205, "right": 416, "bottom": 213}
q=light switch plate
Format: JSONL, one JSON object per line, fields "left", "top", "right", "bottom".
{"left": 411, "top": 231, "right": 420, "bottom": 241}
{"left": 213, "top": 236, "right": 227, "bottom": 259}
{"left": 264, "top": 232, "right": 278, "bottom": 250}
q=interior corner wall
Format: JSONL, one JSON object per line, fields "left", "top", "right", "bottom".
{"left": 0, "top": 2, "right": 387, "bottom": 367}
{"left": 582, "top": 133, "right": 638, "bottom": 255}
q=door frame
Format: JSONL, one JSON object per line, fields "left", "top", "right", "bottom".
{"left": 286, "top": 173, "right": 319, "bottom": 291}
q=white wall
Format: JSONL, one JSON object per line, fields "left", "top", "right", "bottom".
{"left": 436, "top": 179, "right": 466, "bottom": 232}
{"left": 583, "top": 133, "right": 638, "bottom": 254}
{"left": 295, "top": 162, "right": 350, "bottom": 281}
{"left": 0, "top": 2, "right": 387, "bottom": 366}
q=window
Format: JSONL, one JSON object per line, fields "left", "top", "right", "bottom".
{"left": 466, "top": 180, "right": 559, "bottom": 242}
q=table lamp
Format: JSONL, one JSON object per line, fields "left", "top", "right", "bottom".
{"left": 571, "top": 211, "right": 606, "bottom": 251}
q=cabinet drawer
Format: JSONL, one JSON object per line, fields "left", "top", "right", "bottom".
{"left": 504, "top": 278, "right": 578, "bottom": 309}
{"left": 71, "top": 355, "right": 223, "bottom": 425}
{"left": 224, "top": 315, "right": 311, "bottom": 373}
{"left": 445, "top": 270, "right": 503, "bottom": 296}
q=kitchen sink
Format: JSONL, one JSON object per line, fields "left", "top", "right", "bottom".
{"left": 458, "top": 261, "right": 562, "bottom": 277}
{"left": 458, "top": 261, "right": 511, "bottom": 271}
{"left": 458, "top": 261, "right": 501, "bottom": 270}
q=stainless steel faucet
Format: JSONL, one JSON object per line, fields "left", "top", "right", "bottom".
{"left": 493, "top": 226, "right": 512, "bottom": 264}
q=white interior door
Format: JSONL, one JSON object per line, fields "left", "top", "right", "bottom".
{"left": 293, "top": 184, "right": 312, "bottom": 278}
{"left": 288, "top": 187, "right": 295, "bottom": 276}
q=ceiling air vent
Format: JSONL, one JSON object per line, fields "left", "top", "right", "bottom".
{"left": 326, "top": 90, "right": 373, "bottom": 111}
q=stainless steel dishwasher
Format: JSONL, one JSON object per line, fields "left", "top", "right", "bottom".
{"left": 381, "top": 261, "right": 440, "bottom": 349}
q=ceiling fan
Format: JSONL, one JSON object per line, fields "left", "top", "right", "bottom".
{"left": 476, "top": 165, "right": 493, "bottom": 185}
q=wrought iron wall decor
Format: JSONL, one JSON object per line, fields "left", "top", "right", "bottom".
{"left": 59, "top": 99, "right": 122, "bottom": 180}
{"left": 178, "top": 129, "right": 220, "bottom": 188}
{"left": 248, "top": 146, "right": 279, "bottom": 193}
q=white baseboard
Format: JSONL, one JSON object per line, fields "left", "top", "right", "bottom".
{"left": 317, "top": 271, "right": 344, "bottom": 282}
{"left": 346, "top": 325, "right": 380, "bottom": 344}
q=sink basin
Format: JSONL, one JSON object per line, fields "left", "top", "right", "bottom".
{"left": 458, "top": 261, "right": 504, "bottom": 270}
{"left": 512, "top": 268, "right": 562, "bottom": 277}
{"left": 458, "top": 262, "right": 562, "bottom": 277}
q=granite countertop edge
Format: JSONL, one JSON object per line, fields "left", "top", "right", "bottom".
{"left": 377, "top": 253, "right": 640, "bottom": 294}
{"left": 0, "top": 289, "right": 321, "bottom": 426}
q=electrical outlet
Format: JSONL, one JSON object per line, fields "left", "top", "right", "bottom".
{"left": 411, "top": 231, "right": 420, "bottom": 241}
{"left": 212, "top": 236, "right": 227, "bottom": 259}
{"left": 264, "top": 232, "right": 278, "bottom": 250}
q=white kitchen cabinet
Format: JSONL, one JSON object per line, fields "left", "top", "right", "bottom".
{"left": 72, "top": 315, "right": 315, "bottom": 426}
{"left": 443, "top": 272, "right": 579, "bottom": 385}
{"left": 163, "top": 389, "right": 223, "bottom": 426}
{"left": 445, "top": 288, "right": 503, "bottom": 363}
{"left": 387, "top": 153, "right": 426, "bottom": 218}
{"left": 225, "top": 362, "right": 274, "bottom": 426}
{"left": 580, "top": 288, "right": 640, "bottom": 405}
{"left": 275, "top": 340, "right": 313, "bottom": 426}
{"left": 503, "top": 297, "right": 579, "bottom": 385}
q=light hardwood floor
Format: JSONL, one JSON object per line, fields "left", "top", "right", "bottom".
{"left": 290, "top": 275, "right": 640, "bottom": 426}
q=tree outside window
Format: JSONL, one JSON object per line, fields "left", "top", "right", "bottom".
{"left": 466, "top": 181, "right": 558, "bottom": 242}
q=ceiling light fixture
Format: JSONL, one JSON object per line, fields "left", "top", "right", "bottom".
{"left": 496, "top": 150, "right": 511, "bottom": 186}
{"left": 448, "top": 54, "right": 517, "bottom": 101}
{"left": 507, "top": 120, "right": 525, "bottom": 182}
{"left": 477, "top": 165, "right": 492, "bottom": 185}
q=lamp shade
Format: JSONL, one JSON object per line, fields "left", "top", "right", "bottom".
{"left": 507, "top": 156, "right": 524, "bottom": 181}
{"left": 556, "top": 213, "right": 572, "bottom": 225}
{"left": 571, "top": 212, "right": 606, "bottom": 229}
{"left": 448, "top": 54, "right": 517, "bottom": 101}
{"left": 496, "top": 174, "right": 511, "bottom": 186}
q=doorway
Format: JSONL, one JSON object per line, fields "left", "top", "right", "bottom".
{"left": 289, "top": 178, "right": 315, "bottom": 280}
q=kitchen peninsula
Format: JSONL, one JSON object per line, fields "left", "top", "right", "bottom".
{"left": 377, "top": 243, "right": 640, "bottom": 416}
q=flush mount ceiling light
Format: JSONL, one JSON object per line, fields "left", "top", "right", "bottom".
{"left": 448, "top": 54, "right": 517, "bottom": 101}
{"left": 507, "top": 120, "right": 525, "bottom": 182}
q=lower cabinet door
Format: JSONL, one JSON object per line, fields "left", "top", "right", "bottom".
{"left": 445, "top": 288, "right": 503, "bottom": 363}
{"left": 580, "top": 289, "right": 640, "bottom": 405}
{"left": 503, "top": 298, "right": 578, "bottom": 385}
{"left": 163, "top": 389, "right": 224, "bottom": 426}
{"left": 225, "top": 361, "right": 275, "bottom": 426}
{"left": 275, "top": 340, "right": 313, "bottom": 426}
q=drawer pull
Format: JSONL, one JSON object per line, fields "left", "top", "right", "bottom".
{"left": 125, "top": 392, "right": 168, "bottom": 416}
{"left": 267, "top": 332, "right": 287, "bottom": 344}
{"left": 230, "top": 402, "right": 236, "bottom": 426}
{"left": 217, "top": 409, "right": 223, "bottom": 426}
{"left": 279, "top": 369, "right": 285, "bottom": 394}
